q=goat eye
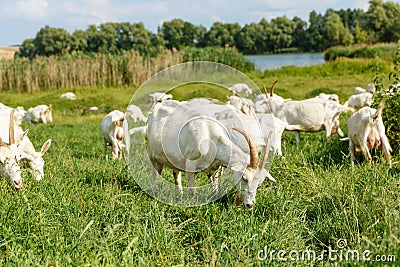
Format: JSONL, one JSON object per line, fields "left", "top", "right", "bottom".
{"left": 242, "top": 176, "right": 249, "bottom": 183}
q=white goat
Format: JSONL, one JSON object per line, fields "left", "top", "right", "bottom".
{"left": 101, "top": 110, "right": 126, "bottom": 160}
{"left": 229, "top": 83, "right": 253, "bottom": 96}
{"left": 129, "top": 126, "right": 147, "bottom": 135}
{"left": 315, "top": 93, "right": 339, "bottom": 103}
{"left": 0, "top": 110, "right": 29, "bottom": 190}
{"left": 254, "top": 82, "right": 286, "bottom": 113}
{"left": 264, "top": 82, "right": 347, "bottom": 143}
{"left": 147, "top": 100, "right": 275, "bottom": 209}
{"left": 214, "top": 111, "right": 286, "bottom": 157}
{"left": 0, "top": 107, "right": 51, "bottom": 181}
{"left": 25, "top": 104, "right": 53, "bottom": 124}
{"left": 344, "top": 92, "right": 373, "bottom": 110}
{"left": 354, "top": 87, "right": 366, "bottom": 95}
{"left": 0, "top": 103, "right": 26, "bottom": 126}
{"left": 149, "top": 92, "right": 173, "bottom": 104}
{"left": 347, "top": 100, "right": 391, "bottom": 167}
{"left": 126, "top": 104, "right": 147, "bottom": 122}
{"left": 60, "top": 92, "right": 76, "bottom": 100}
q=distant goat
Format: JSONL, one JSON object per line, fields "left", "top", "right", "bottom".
{"left": 149, "top": 92, "right": 173, "bottom": 104}
{"left": 60, "top": 92, "right": 76, "bottom": 100}
{"left": 25, "top": 104, "right": 53, "bottom": 124}
{"left": 126, "top": 104, "right": 147, "bottom": 122}
{"left": 347, "top": 100, "right": 391, "bottom": 167}
{"left": 100, "top": 110, "right": 126, "bottom": 160}
{"left": 344, "top": 92, "right": 373, "bottom": 110}
{"left": 228, "top": 83, "right": 252, "bottom": 96}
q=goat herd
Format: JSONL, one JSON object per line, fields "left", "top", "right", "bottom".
{"left": 0, "top": 82, "right": 392, "bottom": 210}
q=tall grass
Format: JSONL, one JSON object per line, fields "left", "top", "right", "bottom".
{"left": 324, "top": 43, "right": 397, "bottom": 61}
{"left": 0, "top": 47, "right": 252, "bottom": 93}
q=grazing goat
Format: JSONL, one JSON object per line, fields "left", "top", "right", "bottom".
{"left": 0, "top": 110, "right": 29, "bottom": 190}
{"left": 264, "top": 82, "right": 347, "bottom": 143}
{"left": 25, "top": 104, "right": 53, "bottom": 124}
{"left": 0, "top": 107, "right": 51, "bottom": 181}
{"left": 344, "top": 92, "right": 373, "bottom": 110}
{"left": 147, "top": 100, "right": 275, "bottom": 209}
{"left": 347, "top": 100, "right": 391, "bottom": 167}
{"left": 126, "top": 104, "right": 147, "bottom": 122}
{"left": 214, "top": 111, "right": 285, "bottom": 157}
{"left": 60, "top": 92, "right": 76, "bottom": 100}
{"left": 229, "top": 83, "right": 253, "bottom": 96}
{"left": 101, "top": 110, "right": 126, "bottom": 160}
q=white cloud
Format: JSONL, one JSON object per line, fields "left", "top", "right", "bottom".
{"left": 16, "top": 0, "right": 48, "bottom": 20}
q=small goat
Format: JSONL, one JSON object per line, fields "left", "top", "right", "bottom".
{"left": 60, "top": 92, "right": 76, "bottom": 100}
{"left": 347, "top": 100, "right": 391, "bottom": 167}
{"left": 25, "top": 104, "right": 53, "bottom": 124}
{"left": 126, "top": 104, "right": 147, "bottom": 122}
{"left": 101, "top": 110, "right": 126, "bottom": 160}
{"left": 1, "top": 107, "right": 51, "bottom": 181}
{"left": 0, "top": 110, "right": 29, "bottom": 190}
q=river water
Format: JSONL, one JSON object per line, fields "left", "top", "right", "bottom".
{"left": 245, "top": 53, "right": 325, "bottom": 72}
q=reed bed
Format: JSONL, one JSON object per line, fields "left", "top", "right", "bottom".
{"left": 0, "top": 47, "right": 251, "bottom": 93}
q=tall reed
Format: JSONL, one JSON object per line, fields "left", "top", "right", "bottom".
{"left": 0, "top": 47, "right": 252, "bottom": 92}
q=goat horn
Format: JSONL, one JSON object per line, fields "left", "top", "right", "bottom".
{"left": 232, "top": 128, "right": 258, "bottom": 170}
{"left": 270, "top": 80, "right": 278, "bottom": 96}
{"left": 263, "top": 83, "right": 269, "bottom": 98}
{"left": 259, "top": 131, "right": 273, "bottom": 170}
{"left": 9, "top": 109, "right": 15, "bottom": 145}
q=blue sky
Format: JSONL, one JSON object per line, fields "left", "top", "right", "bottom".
{"left": 0, "top": 0, "right": 398, "bottom": 46}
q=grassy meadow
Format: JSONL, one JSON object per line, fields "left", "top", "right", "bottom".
{"left": 1, "top": 58, "right": 400, "bottom": 266}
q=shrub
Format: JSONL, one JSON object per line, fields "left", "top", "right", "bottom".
{"left": 373, "top": 41, "right": 400, "bottom": 153}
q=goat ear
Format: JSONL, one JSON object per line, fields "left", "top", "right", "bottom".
{"left": 17, "top": 129, "right": 29, "bottom": 146}
{"left": 41, "top": 139, "right": 52, "bottom": 156}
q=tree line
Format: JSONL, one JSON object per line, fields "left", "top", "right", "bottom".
{"left": 15, "top": 0, "right": 400, "bottom": 59}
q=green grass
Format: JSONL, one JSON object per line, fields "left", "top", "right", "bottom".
{"left": 1, "top": 61, "right": 399, "bottom": 266}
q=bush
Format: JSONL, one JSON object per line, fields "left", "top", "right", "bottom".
{"left": 373, "top": 42, "right": 400, "bottom": 153}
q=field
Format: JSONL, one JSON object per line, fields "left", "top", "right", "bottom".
{"left": 0, "top": 46, "right": 19, "bottom": 60}
{"left": 1, "top": 60, "right": 399, "bottom": 266}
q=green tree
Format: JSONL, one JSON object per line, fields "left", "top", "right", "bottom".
{"left": 354, "top": 22, "right": 368, "bottom": 44}
{"left": 269, "top": 16, "right": 296, "bottom": 51}
{"left": 291, "top": 16, "right": 308, "bottom": 52}
{"left": 15, "top": 38, "right": 36, "bottom": 59}
{"left": 306, "top": 11, "right": 326, "bottom": 51}
{"left": 235, "top": 23, "right": 261, "bottom": 54}
{"left": 33, "top": 26, "right": 71, "bottom": 56}
{"left": 324, "top": 11, "right": 354, "bottom": 47}
{"left": 70, "top": 29, "right": 88, "bottom": 52}
{"left": 364, "top": 0, "right": 388, "bottom": 42}
{"left": 204, "top": 22, "right": 241, "bottom": 47}
{"left": 161, "top": 19, "right": 196, "bottom": 49}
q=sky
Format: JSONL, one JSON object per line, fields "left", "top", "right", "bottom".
{"left": 0, "top": 0, "right": 399, "bottom": 46}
